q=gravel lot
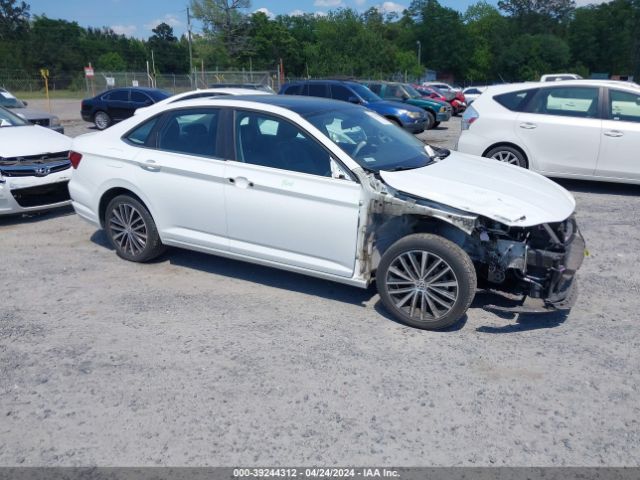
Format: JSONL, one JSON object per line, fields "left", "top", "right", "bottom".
{"left": 1, "top": 100, "right": 639, "bottom": 467}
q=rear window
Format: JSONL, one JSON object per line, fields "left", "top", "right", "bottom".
{"left": 306, "top": 83, "right": 328, "bottom": 98}
{"left": 493, "top": 89, "right": 537, "bottom": 112}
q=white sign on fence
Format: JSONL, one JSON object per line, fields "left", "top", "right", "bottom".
{"left": 106, "top": 77, "right": 115, "bottom": 87}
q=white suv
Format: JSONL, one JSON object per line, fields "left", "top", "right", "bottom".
{"left": 458, "top": 80, "right": 640, "bottom": 184}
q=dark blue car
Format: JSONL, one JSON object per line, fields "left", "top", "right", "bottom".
{"left": 279, "top": 80, "right": 429, "bottom": 134}
{"left": 81, "top": 87, "right": 170, "bottom": 130}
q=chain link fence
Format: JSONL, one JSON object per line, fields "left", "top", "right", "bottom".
{"left": 0, "top": 69, "right": 280, "bottom": 95}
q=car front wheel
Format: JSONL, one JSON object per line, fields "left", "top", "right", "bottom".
{"left": 105, "top": 195, "right": 165, "bottom": 262}
{"left": 94, "top": 111, "right": 112, "bottom": 130}
{"left": 377, "top": 234, "right": 477, "bottom": 330}
{"left": 485, "top": 146, "right": 528, "bottom": 168}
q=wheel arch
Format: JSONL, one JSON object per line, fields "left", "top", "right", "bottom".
{"left": 482, "top": 142, "right": 530, "bottom": 168}
{"left": 99, "top": 187, "right": 149, "bottom": 228}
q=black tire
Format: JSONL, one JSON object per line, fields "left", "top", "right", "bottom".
{"left": 425, "top": 111, "right": 436, "bottom": 130}
{"left": 377, "top": 234, "right": 477, "bottom": 330}
{"left": 104, "top": 195, "right": 166, "bottom": 262}
{"left": 94, "top": 111, "right": 111, "bottom": 130}
{"left": 485, "top": 145, "right": 528, "bottom": 168}
{"left": 433, "top": 121, "right": 441, "bottom": 128}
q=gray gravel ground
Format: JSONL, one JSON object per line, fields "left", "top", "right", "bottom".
{"left": 0, "top": 100, "right": 639, "bottom": 466}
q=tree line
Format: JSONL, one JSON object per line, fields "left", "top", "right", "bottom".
{"left": 0, "top": 0, "right": 639, "bottom": 86}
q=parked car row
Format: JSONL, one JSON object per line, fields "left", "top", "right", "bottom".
{"left": 0, "top": 87, "right": 64, "bottom": 133}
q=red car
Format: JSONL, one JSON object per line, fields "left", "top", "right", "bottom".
{"left": 415, "top": 84, "right": 467, "bottom": 116}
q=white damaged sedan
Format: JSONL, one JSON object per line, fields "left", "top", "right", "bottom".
{"left": 68, "top": 95, "right": 585, "bottom": 330}
{"left": 0, "top": 106, "right": 72, "bottom": 215}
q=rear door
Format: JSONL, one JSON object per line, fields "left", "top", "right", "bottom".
{"left": 104, "top": 89, "right": 132, "bottom": 121}
{"left": 596, "top": 88, "right": 640, "bottom": 181}
{"left": 515, "top": 86, "right": 602, "bottom": 176}
{"left": 131, "top": 107, "right": 229, "bottom": 250}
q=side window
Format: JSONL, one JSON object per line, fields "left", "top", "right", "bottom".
{"left": 103, "top": 90, "right": 129, "bottom": 101}
{"left": 528, "top": 87, "right": 599, "bottom": 118}
{"left": 131, "top": 91, "right": 151, "bottom": 104}
{"left": 305, "top": 83, "right": 328, "bottom": 98}
{"left": 367, "top": 84, "right": 382, "bottom": 95}
{"left": 493, "top": 89, "right": 537, "bottom": 112}
{"left": 157, "top": 108, "right": 219, "bottom": 157}
{"left": 331, "top": 85, "right": 355, "bottom": 102}
{"left": 387, "top": 85, "right": 405, "bottom": 99}
{"left": 234, "top": 110, "right": 331, "bottom": 177}
{"left": 125, "top": 117, "right": 159, "bottom": 146}
{"left": 609, "top": 89, "right": 640, "bottom": 123}
{"left": 283, "top": 84, "right": 301, "bottom": 95}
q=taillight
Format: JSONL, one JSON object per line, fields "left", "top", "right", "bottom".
{"left": 69, "top": 151, "right": 83, "bottom": 169}
{"left": 461, "top": 106, "right": 479, "bottom": 131}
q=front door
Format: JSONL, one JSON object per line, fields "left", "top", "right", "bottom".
{"left": 224, "top": 109, "right": 362, "bottom": 278}
{"left": 516, "top": 86, "right": 602, "bottom": 176}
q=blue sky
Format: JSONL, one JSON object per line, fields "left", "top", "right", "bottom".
{"left": 26, "top": 0, "right": 491, "bottom": 38}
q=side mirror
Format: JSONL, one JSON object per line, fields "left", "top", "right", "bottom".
{"left": 347, "top": 96, "right": 361, "bottom": 104}
{"left": 22, "top": 100, "right": 28, "bottom": 106}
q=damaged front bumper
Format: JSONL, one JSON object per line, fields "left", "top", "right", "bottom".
{"left": 522, "top": 218, "right": 586, "bottom": 310}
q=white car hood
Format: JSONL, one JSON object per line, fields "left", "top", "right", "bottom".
{"left": 0, "top": 125, "right": 71, "bottom": 157}
{"left": 380, "top": 151, "right": 576, "bottom": 227}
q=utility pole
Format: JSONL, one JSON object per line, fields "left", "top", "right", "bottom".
{"left": 416, "top": 40, "right": 422, "bottom": 69}
{"left": 187, "top": 7, "right": 194, "bottom": 89}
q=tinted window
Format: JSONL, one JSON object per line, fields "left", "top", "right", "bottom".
{"left": 306, "top": 83, "right": 328, "bottom": 98}
{"left": 609, "top": 89, "right": 640, "bottom": 123}
{"left": 104, "top": 90, "right": 129, "bottom": 101}
{"left": 125, "top": 117, "right": 159, "bottom": 146}
{"left": 493, "top": 89, "right": 537, "bottom": 112}
{"left": 465, "top": 88, "right": 481, "bottom": 95}
{"left": 367, "top": 84, "right": 381, "bottom": 95}
{"left": 131, "top": 91, "right": 151, "bottom": 103}
{"left": 386, "top": 85, "right": 405, "bottom": 100}
{"left": 283, "top": 84, "right": 302, "bottom": 95}
{"left": 528, "top": 87, "right": 599, "bottom": 118}
{"left": 157, "top": 108, "right": 219, "bottom": 157}
{"left": 234, "top": 110, "right": 330, "bottom": 177}
{"left": 331, "top": 85, "right": 355, "bottom": 102}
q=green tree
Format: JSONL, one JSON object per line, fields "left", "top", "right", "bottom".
{"left": 0, "top": 0, "right": 29, "bottom": 39}
{"left": 148, "top": 22, "right": 188, "bottom": 73}
{"left": 191, "top": 0, "right": 251, "bottom": 59}
{"left": 97, "top": 51, "right": 126, "bottom": 71}
{"left": 497, "top": 0, "right": 575, "bottom": 34}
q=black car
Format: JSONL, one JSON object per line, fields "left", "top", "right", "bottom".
{"left": 81, "top": 87, "right": 170, "bottom": 130}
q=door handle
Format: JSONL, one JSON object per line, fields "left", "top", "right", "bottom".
{"left": 140, "top": 160, "right": 161, "bottom": 172}
{"left": 604, "top": 130, "right": 624, "bottom": 138}
{"left": 519, "top": 122, "right": 537, "bottom": 129}
{"left": 228, "top": 177, "right": 254, "bottom": 188}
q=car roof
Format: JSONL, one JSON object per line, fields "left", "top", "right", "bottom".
{"left": 176, "top": 94, "right": 361, "bottom": 116}
{"left": 485, "top": 80, "right": 640, "bottom": 93}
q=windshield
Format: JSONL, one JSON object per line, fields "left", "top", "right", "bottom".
{"left": 0, "top": 106, "right": 29, "bottom": 127}
{"left": 0, "top": 90, "right": 25, "bottom": 108}
{"left": 305, "top": 107, "right": 433, "bottom": 172}
{"left": 404, "top": 84, "right": 423, "bottom": 99}
{"left": 349, "top": 83, "right": 381, "bottom": 103}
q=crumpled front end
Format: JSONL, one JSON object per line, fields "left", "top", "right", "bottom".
{"left": 477, "top": 215, "right": 586, "bottom": 311}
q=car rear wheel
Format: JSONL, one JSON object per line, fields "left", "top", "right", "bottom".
{"left": 485, "top": 146, "right": 528, "bottom": 168}
{"left": 105, "top": 195, "right": 165, "bottom": 262}
{"left": 94, "top": 111, "right": 111, "bottom": 130}
{"left": 433, "top": 121, "right": 440, "bottom": 128}
{"left": 377, "top": 234, "right": 476, "bottom": 330}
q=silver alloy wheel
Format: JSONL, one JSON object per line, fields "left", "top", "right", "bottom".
{"left": 109, "top": 203, "right": 148, "bottom": 256}
{"left": 385, "top": 250, "right": 459, "bottom": 321}
{"left": 491, "top": 150, "right": 520, "bottom": 165}
{"left": 94, "top": 112, "right": 110, "bottom": 130}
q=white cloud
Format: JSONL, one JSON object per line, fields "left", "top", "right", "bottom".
{"left": 289, "top": 9, "right": 305, "bottom": 16}
{"left": 375, "top": 1, "right": 406, "bottom": 14}
{"left": 144, "top": 13, "right": 184, "bottom": 32}
{"left": 315, "top": 11, "right": 328, "bottom": 16}
{"left": 254, "top": 7, "right": 275, "bottom": 18}
{"left": 314, "top": 0, "right": 343, "bottom": 7}
{"left": 111, "top": 24, "right": 137, "bottom": 36}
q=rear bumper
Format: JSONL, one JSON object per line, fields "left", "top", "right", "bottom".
{"left": 81, "top": 111, "right": 93, "bottom": 122}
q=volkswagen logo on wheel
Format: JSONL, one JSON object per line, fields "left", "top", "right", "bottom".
{"left": 34, "top": 166, "right": 51, "bottom": 177}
